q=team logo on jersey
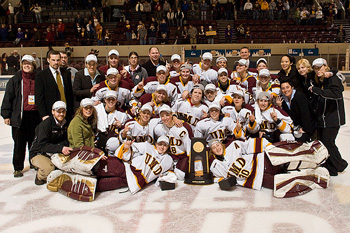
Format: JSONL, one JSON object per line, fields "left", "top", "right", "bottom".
{"left": 145, "top": 153, "right": 163, "bottom": 175}
{"left": 209, "top": 128, "right": 231, "bottom": 140}
{"left": 178, "top": 112, "right": 200, "bottom": 126}
{"left": 132, "top": 135, "right": 154, "bottom": 143}
{"left": 260, "top": 120, "right": 276, "bottom": 130}
{"left": 228, "top": 157, "right": 250, "bottom": 179}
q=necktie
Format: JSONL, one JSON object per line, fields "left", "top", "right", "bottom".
{"left": 56, "top": 71, "right": 66, "bottom": 103}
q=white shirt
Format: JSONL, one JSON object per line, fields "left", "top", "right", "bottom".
{"left": 49, "top": 66, "right": 64, "bottom": 88}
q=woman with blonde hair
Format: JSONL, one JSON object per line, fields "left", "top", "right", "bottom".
{"left": 296, "top": 58, "right": 339, "bottom": 98}
{"left": 296, "top": 58, "right": 313, "bottom": 96}
{"left": 68, "top": 98, "right": 97, "bottom": 148}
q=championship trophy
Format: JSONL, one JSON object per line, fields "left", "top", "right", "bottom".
{"left": 184, "top": 138, "right": 213, "bottom": 185}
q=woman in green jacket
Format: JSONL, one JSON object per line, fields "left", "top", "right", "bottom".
{"left": 68, "top": 98, "right": 97, "bottom": 148}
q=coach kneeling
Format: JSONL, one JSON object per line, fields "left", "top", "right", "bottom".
{"left": 29, "top": 101, "right": 72, "bottom": 185}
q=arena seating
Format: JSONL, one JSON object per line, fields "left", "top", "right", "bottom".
{"left": 0, "top": 2, "right": 339, "bottom": 47}
{"left": 234, "top": 20, "right": 338, "bottom": 43}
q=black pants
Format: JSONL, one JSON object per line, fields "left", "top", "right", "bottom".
{"left": 318, "top": 127, "right": 348, "bottom": 175}
{"left": 11, "top": 111, "right": 41, "bottom": 171}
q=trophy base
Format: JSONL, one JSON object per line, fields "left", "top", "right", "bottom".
{"left": 184, "top": 173, "right": 214, "bottom": 185}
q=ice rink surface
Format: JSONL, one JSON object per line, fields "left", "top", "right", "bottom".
{"left": 0, "top": 91, "right": 349, "bottom": 233}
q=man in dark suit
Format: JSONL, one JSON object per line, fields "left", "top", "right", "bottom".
{"left": 35, "top": 50, "right": 74, "bottom": 121}
{"left": 233, "top": 46, "right": 257, "bottom": 71}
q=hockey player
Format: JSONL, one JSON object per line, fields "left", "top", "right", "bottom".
{"left": 209, "top": 138, "right": 330, "bottom": 198}
{"left": 119, "top": 103, "right": 160, "bottom": 144}
{"left": 255, "top": 58, "right": 280, "bottom": 80}
{"left": 172, "top": 84, "right": 209, "bottom": 131}
{"left": 168, "top": 54, "right": 182, "bottom": 78}
{"left": 171, "top": 63, "right": 196, "bottom": 99}
{"left": 256, "top": 58, "right": 268, "bottom": 73}
{"left": 138, "top": 84, "right": 171, "bottom": 115}
{"left": 98, "top": 136, "right": 174, "bottom": 194}
{"left": 92, "top": 68, "right": 132, "bottom": 110}
{"left": 133, "top": 65, "right": 178, "bottom": 106}
{"left": 195, "top": 103, "right": 235, "bottom": 143}
{"left": 254, "top": 92, "right": 294, "bottom": 142}
{"left": 192, "top": 52, "right": 218, "bottom": 85}
{"left": 178, "top": 69, "right": 215, "bottom": 103}
{"left": 98, "top": 49, "right": 132, "bottom": 84}
{"left": 231, "top": 59, "right": 257, "bottom": 95}
{"left": 216, "top": 68, "right": 241, "bottom": 96}
{"left": 95, "top": 90, "right": 130, "bottom": 155}
{"left": 215, "top": 67, "right": 253, "bottom": 105}
{"left": 213, "top": 56, "right": 232, "bottom": 77}
{"left": 252, "top": 68, "right": 280, "bottom": 101}
{"left": 209, "top": 138, "right": 269, "bottom": 190}
{"left": 221, "top": 90, "right": 258, "bottom": 140}
{"left": 203, "top": 83, "right": 224, "bottom": 106}
{"left": 154, "top": 105, "right": 193, "bottom": 180}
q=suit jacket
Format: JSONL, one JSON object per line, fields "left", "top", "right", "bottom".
{"left": 73, "top": 69, "right": 105, "bottom": 110}
{"left": 35, "top": 68, "right": 74, "bottom": 120}
{"left": 248, "top": 60, "right": 256, "bottom": 69}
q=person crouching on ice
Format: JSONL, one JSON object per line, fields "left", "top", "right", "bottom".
{"left": 209, "top": 138, "right": 331, "bottom": 198}
{"left": 30, "top": 101, "right": 72, "bottom": 185}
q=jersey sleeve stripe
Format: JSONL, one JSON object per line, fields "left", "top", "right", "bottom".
{"left": 224, "top": 95, "right": 233, "bottom": 104}
{"left": 117, "top": 144, "right": 126, "bottom": 160}
{"left": 278, "top": 120, "right": 287, "bottom": 131}
{"left": 234, "top": 128, "right": 243, "bottom": 138}
{"left": 249, "top": 121, "right": 257, "bottom": 130}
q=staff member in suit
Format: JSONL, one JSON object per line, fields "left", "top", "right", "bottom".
{"left": 1, "top": 55, "right": 41, "bottom": 177}
{"left": 276, "top": 78, "right": 316, "bottom": 143}
{"left": 233, "top": 47, "right": 256, "bottom": 71}
{"left": 35, "top": 50, "right": 74, "bottom": 121}
{"left": 73, "top": 54, "right": 105, "bottom": 110}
